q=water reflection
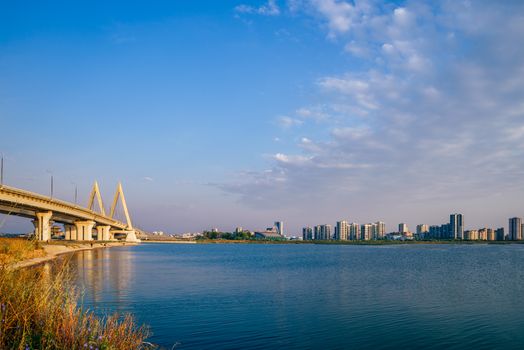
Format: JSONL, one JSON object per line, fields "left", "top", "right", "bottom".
{"left": 43, "top": 244, "right": 524, "bottom": 349}
{"left": 45, "top": 246, "right": 135, "bottom": 315}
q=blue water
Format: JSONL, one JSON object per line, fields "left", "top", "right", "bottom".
{"left": 62, "top": 243, "right": 524, "bottom": 349}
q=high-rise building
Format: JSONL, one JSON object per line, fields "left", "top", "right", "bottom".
{"left": 416, "top": 224, "right": 429, "bottom": 235}
{"left": 495, "top": 227, "right": 505, "bottom": 241}
{"left": 486, "top": 228, "right": 495, "bottom": 241}
{"left": 336, "top": 221, "right": 349, "bottom": 240}
{"left": 478, "top": 228, "right": 488, "bottom": 241}
{"left": 375, "top": 221, "right": 386, "bottom": 239}
{"left": 429, "top": 225, "right": 440, "bottom": 239}
{"left": 509, "top": 217, "right": 522, "bottom": 241}
{"left": 441, "top": 223, "right": 451, "bottom": 239}
{"left": 361, "top": 224, "right": 373, "bottom": 240}
{"left": 302, "top": 227, "right": 313, "bottom": 240}
{"left": 398, "top": 223, "right": 409, "bottom": 234}
{"left": 314, "top": 225, "right": 321, "bottom": 240}
{"left": 349, "top": 223, "right": 360, "bottom": 240}
{"left": 450, "top": 213, "right": 464, "bottom": 239}
{"left": 465, "top": 230, "right": 478, "bottom": 240}
{"left": 318, "top": 224, "right": 332, "bottom": 240}
{"left": 274, "top": 221, "right": 284, "bottom": 236}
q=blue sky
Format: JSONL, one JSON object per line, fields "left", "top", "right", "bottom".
{"left": 1, "top": 0, "right": 524, "bottom": 234}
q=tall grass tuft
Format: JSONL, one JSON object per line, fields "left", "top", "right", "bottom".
{"left": 0, "top": 238, "right": 45, "bottom": 265}
{"left": 0, "top": 257, "right": 154, "bottom": 349}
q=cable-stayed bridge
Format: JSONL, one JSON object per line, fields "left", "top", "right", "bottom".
{"left": 0, "top": 182, "right": 141, "bottom": 242}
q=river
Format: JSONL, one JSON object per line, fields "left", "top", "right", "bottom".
{"left": 57, "top": 243, "right": 524, "bottom": 349}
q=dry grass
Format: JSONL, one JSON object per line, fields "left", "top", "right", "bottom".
{"left": 0, "top": 238, "right": 45, "bottom": 265}
{"left": 0, "top": 241, "right": 155, "bottom": 350}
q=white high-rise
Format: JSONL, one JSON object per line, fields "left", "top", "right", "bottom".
{"left": 375, "top": 221, "right": 386, "bottom": 239}
{"left": 336, "top": 221, "right": 349, "bottom": 240}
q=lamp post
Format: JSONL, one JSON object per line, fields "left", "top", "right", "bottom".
{"left": 71, "top": 182, "right": 78, "bottom": 205}
{"left": 46, "top": 170, "right": 53, "bottom": 199}
{"left": 1, "top": 154, "right": 3, "bottom": 186}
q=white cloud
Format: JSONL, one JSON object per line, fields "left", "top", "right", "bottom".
{"left": 235, "top": 0, "right": 280, "bottom": 16}
{"left": 277, "top": 115, "right": 303, "bottom": 128}
{"left": 312, "top": 0, "right": 354, "bottom": 36}
{"left": 220, "top": 0, "right": 524, "bottom": 228}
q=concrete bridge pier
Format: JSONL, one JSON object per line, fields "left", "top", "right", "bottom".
{"left": 64, "top": 224, "right": 77, "bottom": 240}
{"left": 74, "top": 220, "right": 95, "bottom": 241}
{"left": 34, "top": 211, "right": 53, "bottom": 241}
{"left": 96, "top": 225, "right": 111, "bottom": 241}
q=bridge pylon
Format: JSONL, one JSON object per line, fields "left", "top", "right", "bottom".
{"left": 87, "top": 181, "right": 106, "bottom": 216}
{"left": 110, "top": 182, "right": 133, "bottom": 230}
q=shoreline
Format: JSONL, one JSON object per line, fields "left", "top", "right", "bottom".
{"left": 13, "top": 241, "right": 138, "bottom": 269}
{"left": 142, "top": 239, "right": 524, "bottom": 245}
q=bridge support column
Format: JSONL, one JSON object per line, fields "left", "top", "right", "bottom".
{"left": 64, "top": 224, "right": 77, "bottom": 240}
{"left": 74, "top": 220, "right": 95, "bottom": 241}
{"left": 96, "top": 225, "right": 111, "bottom": 241}
{"left": 34, "top": 211, "right": 53, "bottom": 241}
{"left": 124, "top": 230, "right": 139, "bottom": 242}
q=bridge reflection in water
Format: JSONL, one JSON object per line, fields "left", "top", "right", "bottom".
{"left": 43, "top": 247, "right": 135, "bottom": 315}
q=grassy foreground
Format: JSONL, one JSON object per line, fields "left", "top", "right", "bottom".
{"left": 0, "top": 238, "right": 154, "bottom": 350}
{"left": 0, "top": 238, "right": 45, "bottom": 265}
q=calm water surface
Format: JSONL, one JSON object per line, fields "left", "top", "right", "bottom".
{"left": 60, "top": 243, "right": 524, "bottom": 349}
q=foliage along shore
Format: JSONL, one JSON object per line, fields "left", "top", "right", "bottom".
{"left": 0, "top": 237, "right": 154, "bottom": 350}
{"left": 143, "top": 234, "right": 523, "bottom": 245}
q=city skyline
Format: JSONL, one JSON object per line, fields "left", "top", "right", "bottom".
{"left": 2, "top": 1, "right": 524, "bottom": 234}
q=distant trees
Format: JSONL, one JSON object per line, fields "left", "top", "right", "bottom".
{"left": 200, "top": 230, "right": 253, "bottom": 240}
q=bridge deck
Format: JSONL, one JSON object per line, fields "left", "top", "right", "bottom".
{"left": 0, "top": 185, "right": 127, "bottom": 229}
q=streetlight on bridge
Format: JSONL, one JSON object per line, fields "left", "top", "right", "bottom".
{"left": 71, "top": 182, "right": 78, "bottom": 205}
{"left": 46, "top": 170, "right": 53, "bottom": 199}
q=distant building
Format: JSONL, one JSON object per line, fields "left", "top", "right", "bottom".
{"left": 441, "top": 223, "right": 451, "bottom": 239}
{"left": 496, "top": 227, "right": 505, "bottom": 241}
{"left": 336, "top": 221, "right": 349, "bottom": 240}
{"left": 486, "top": 228, "right": 495, "bottom": 241}
{"left": 349, "top": 223, "right": 360, "bottom": 240}
{"left": 373, "top": 222, "right": 386, "bottom": 239}
{"left": 302, "top": 227, "right": 313, "bottom": 240}
{"left": 428, "top": 225, "right": 440, "bottom": 239}
{"left": 398, "top": 223, "right": 409, "bottom": 234}
{"left": 509, "top": 217, "right": 522, "bottom": 240}
{"left": 314, "top": 225, "right": 321, "bottom": 240}
{"left": 478, "top": 228, "right": 488, "bottom": 241}
{"left": 317, "top": 224, "right": 332, "bottom": 240}
{"left": 450, "top": 213, "right": 464, "bottom": 239}
{"left": 416, "top": 224, "right": 429, "bottom": 235}
{"left": 254, "top": 226, "right": 283, "bottom": 239}
{"left": 465, "top": 230, "right": 478, "bottom": 240}
{"left": 235, "top": 227, "right": 243, "bottom": 234}
{"left": 211, "top": 228, "right": 219, "bottom": 233}
{"left": 274, "top": 221, "right": 284, "bottom": 236}
{"left": 361, "top": 224, "right": 373, "bottom": 240}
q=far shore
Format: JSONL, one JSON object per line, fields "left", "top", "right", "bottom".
{"left": 13, "top": 241, "right": 138, "bottom": 269}
{"left": 142, "top": 238, "right": 524, "bottom": 245}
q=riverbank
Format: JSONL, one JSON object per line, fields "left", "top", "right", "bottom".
{"left": 13, "top": 241, "right": 138, "bottom": 269}
{"left": 146, "top": 238, "right": 524, "bottom": 245}
{"left": 0, "top": 238, "right": 152, "bottom": 349}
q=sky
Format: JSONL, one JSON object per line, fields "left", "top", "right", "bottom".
{"left": 1, "top": 0, "right": 524, "bottom": 235}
